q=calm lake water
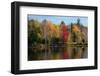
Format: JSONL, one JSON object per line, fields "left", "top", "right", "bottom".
{"left": 28, "top": 45, "right": 88, "bottom": 61}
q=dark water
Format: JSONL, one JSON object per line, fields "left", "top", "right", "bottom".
{"left": 28, "top": 45, "right": 88, "bottom": 61}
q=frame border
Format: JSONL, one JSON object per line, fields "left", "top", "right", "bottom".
{"left": 11, "top": 1, "right": 98, "bottom": 74}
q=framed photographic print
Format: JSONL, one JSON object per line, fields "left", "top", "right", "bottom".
{"left": 11, "top": 1, "right": 98, "bottom": 74}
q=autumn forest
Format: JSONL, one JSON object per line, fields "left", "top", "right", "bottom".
{"left": 28, "top": 15, "right": 88, "bottom": 61}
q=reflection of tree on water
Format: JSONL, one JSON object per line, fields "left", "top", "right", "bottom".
{"left": 28, "top": 46, "right": 87, "bottom": 60}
